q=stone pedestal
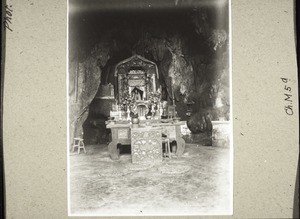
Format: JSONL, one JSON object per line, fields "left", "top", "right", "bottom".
{"left": 131, "top": 127, "right": 162, "bottom": 164}
{"left": 211, "top": 121, "right": 231, "bottom": 147}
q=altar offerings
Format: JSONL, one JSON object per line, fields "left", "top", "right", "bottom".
{"left": 106, "top": 120, "right": 186, "bottom": 160}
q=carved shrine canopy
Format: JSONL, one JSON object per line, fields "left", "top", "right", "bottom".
{"left": 115, "top": 55, "right": 159, "bottom": 104}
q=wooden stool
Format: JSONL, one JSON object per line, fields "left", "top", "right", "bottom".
{"left": 72, "top": 138, "right": 86, "bottom": 154}
{"left": 162, "top": 137, "right": 171, "bottom": 158}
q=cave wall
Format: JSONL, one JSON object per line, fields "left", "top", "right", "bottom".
{"left": 68, "top": 42, "right": 111, "bottom": 147}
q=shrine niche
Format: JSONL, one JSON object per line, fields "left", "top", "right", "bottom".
{"left": 114, "top": 55, "right": 160, "bottom": 119}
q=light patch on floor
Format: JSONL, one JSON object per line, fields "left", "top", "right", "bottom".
{"left": 69, "top": 144, "right": 231, "bottom": 216}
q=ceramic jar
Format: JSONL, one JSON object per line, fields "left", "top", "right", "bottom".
{"left": 131, "top": 117, "right": 139, "bottom": 128}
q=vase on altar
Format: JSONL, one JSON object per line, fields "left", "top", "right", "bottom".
{"left": 161, "top": 101, "right": 168, "bottom": 119}
{"left": 131, "top": 115, "right": 139, "bottom": 128}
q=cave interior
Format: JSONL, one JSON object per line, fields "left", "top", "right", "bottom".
{"left": 68, "top": 0, "right": 230, "bottom": 146}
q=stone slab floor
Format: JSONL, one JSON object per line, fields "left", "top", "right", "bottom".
{"left": 69, "top": 144, "right": 231, "bottom": 216}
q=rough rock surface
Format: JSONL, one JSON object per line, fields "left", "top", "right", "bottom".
{"left": 69, "top": 43, "right": 110, "bottom": 148}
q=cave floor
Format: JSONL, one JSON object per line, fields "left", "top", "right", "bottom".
{"left": 69, "top": 144, "right": 231, "bottom": 216}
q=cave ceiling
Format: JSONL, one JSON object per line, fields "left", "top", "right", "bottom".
{"left": 69, "top": 0, "right": 229, "bottom": 65}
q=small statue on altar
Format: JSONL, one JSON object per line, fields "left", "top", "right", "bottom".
{"left": 128, "top": 95, "right": 138, "bottom": 118}
{"left": 131, "top": 87, "right": 143, "bottom": 101}
{"left": 126, "top": 108, "right": 131, "bottom": 120}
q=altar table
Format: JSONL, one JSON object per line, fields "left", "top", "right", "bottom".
{"left": 106, "top": 120, "right": 186, "bottom": 160}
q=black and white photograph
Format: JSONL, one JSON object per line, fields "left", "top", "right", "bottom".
{"left": 68, "top": 0, "right": 232, "bottom": 216}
